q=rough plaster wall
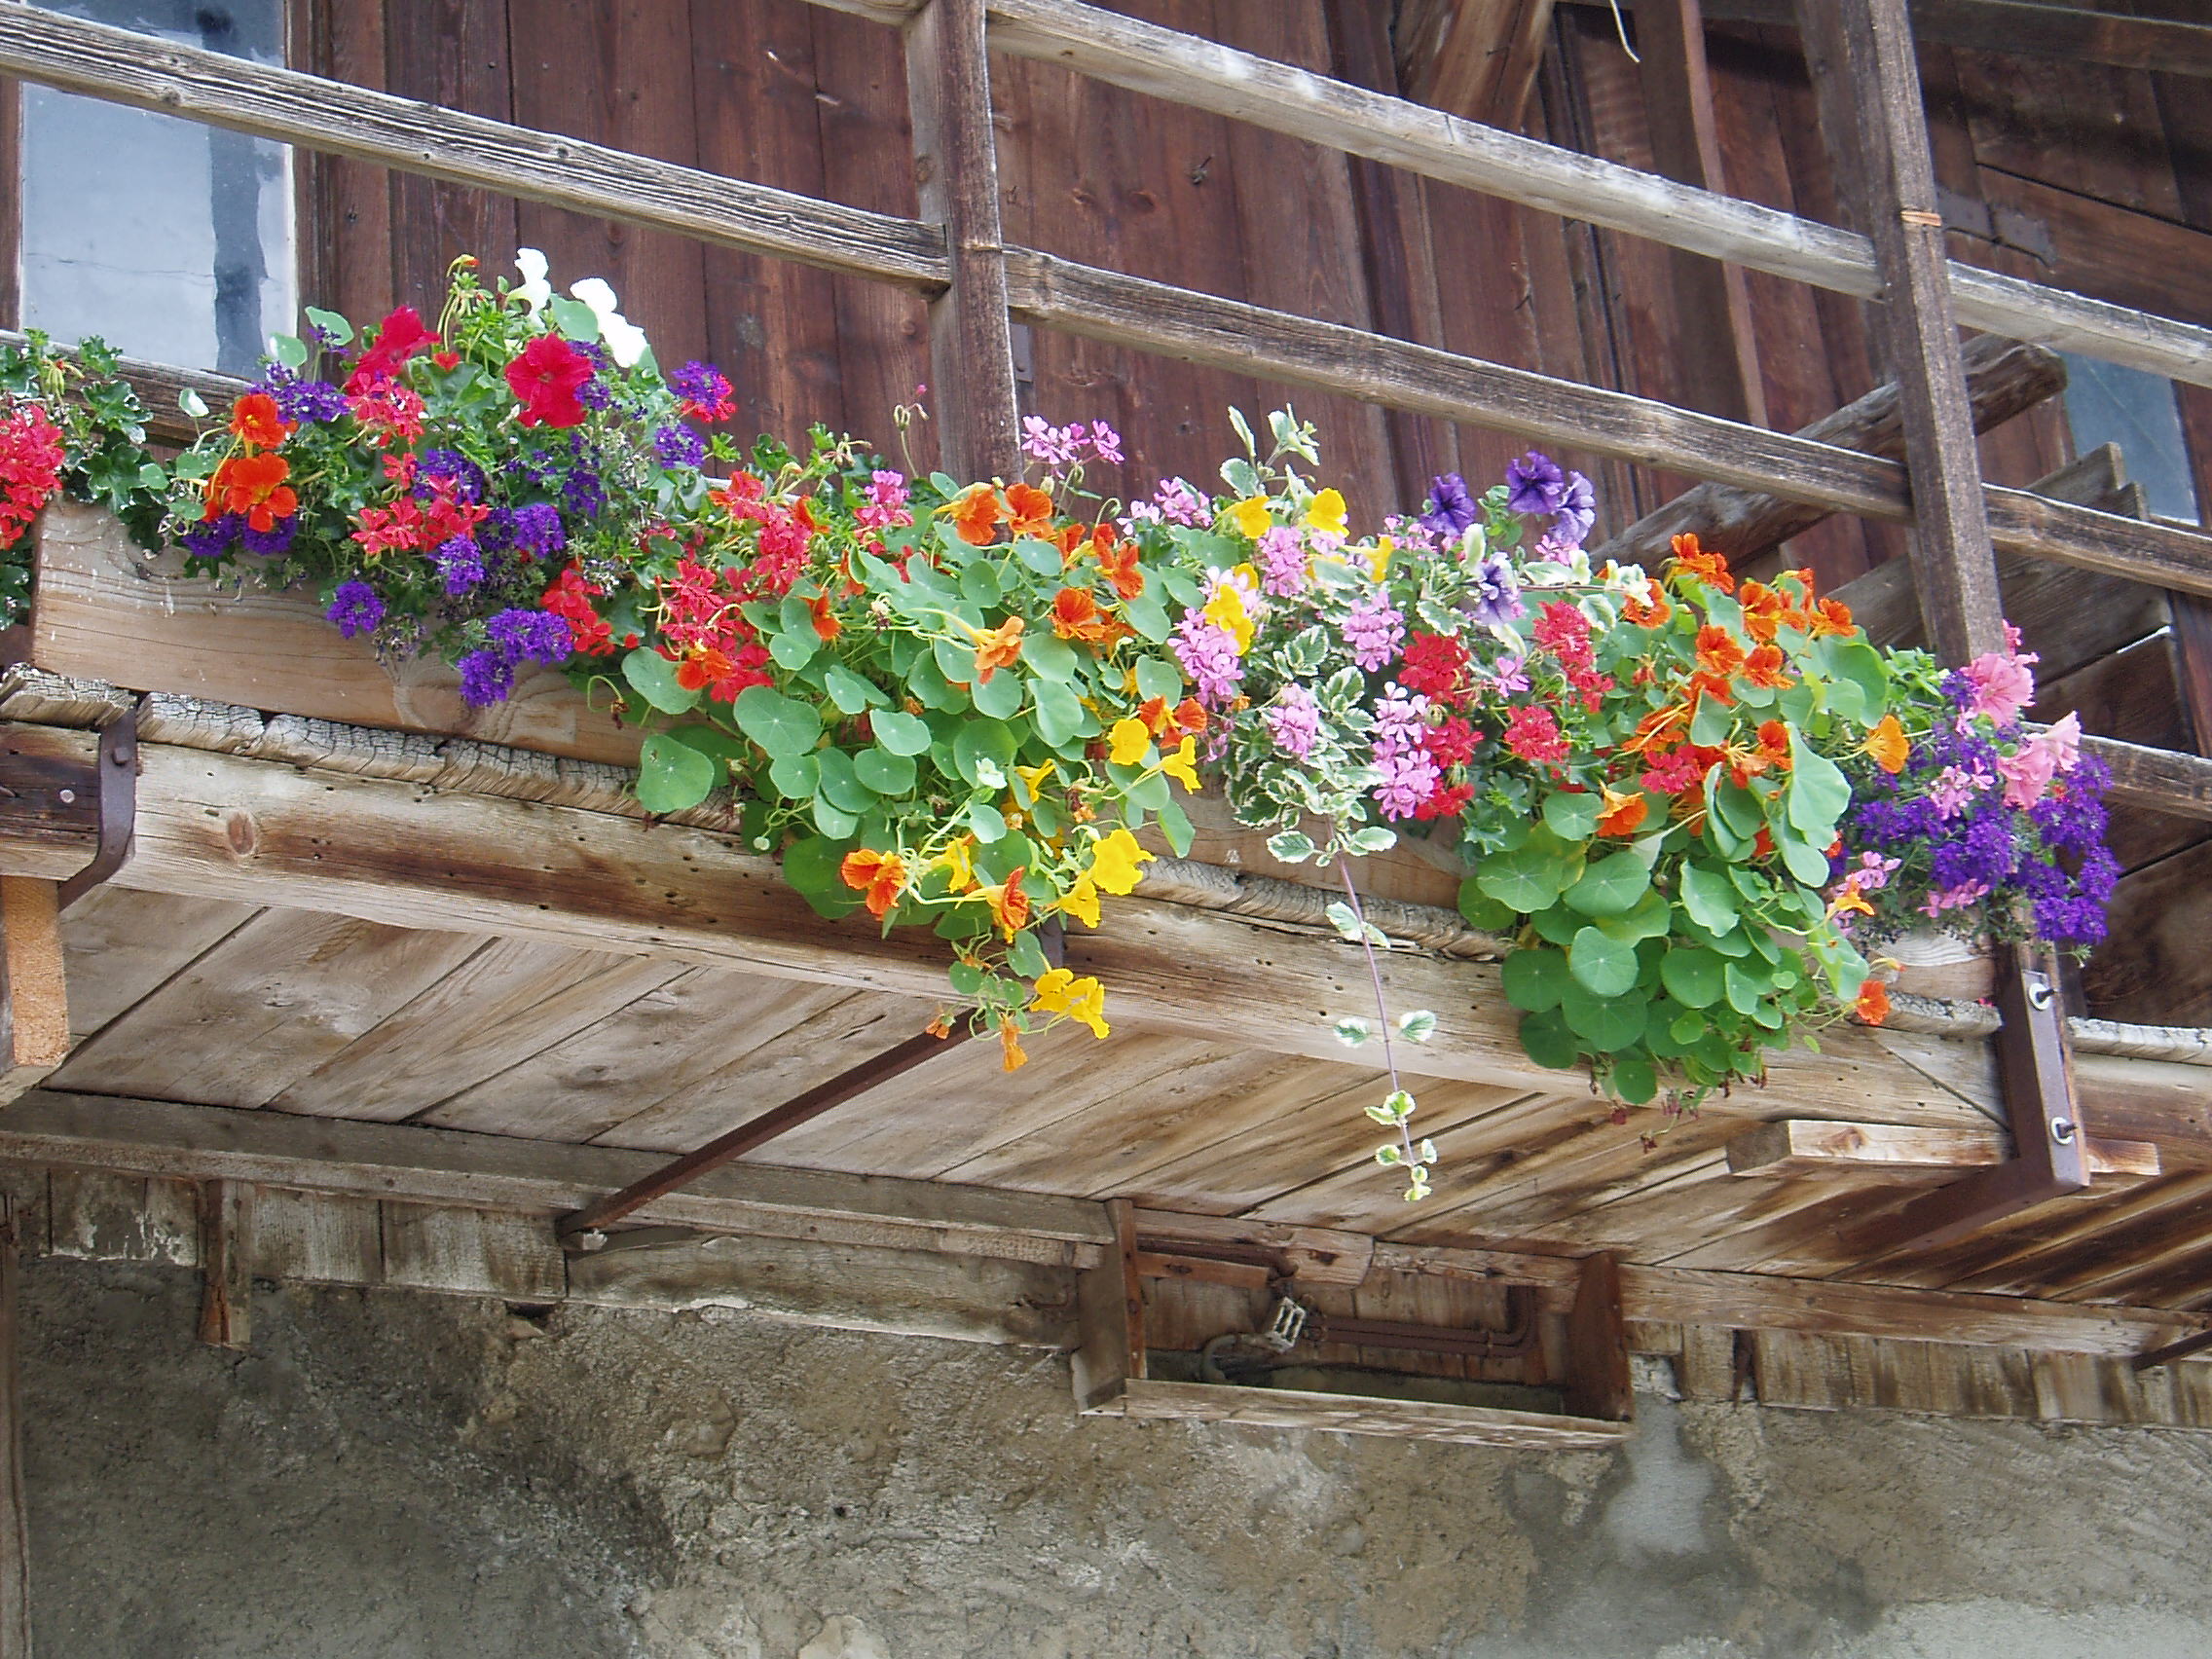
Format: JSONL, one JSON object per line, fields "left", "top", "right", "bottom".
{"left": 23, "top": 1257, "right": 2212, "bottom": 1659}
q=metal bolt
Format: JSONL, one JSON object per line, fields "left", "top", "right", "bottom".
{"left": 2049, "top": 1118, "right": 2077, "bottom": 1145}
{"left": 56, "top": 790, "right": 73, "bottom": 804}
{"left": 2027, "top": 981, "right": 2056, "bottom": 1011}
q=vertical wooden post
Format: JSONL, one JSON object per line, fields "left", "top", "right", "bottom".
{"left": 1070, "top": 1198, "right": 1144, "bottom": 1412}
{"left": 0, "top": 1197, "right": 27, "bottom": 1659}
{"left": 1564, "top": 1251, "right": 1634, "bottom": 1423}
{"left": 0, "top": 879, "right": 67, "bottom": 1110}
{"left": 1634, "top": 0, "right": 1768, "bottom": 427}
{"left": 904, "top": 0, "right": 1023, "bottom": 483}
{"left": 1806, "top": 0, "right": 2006, "bottom": 664}
{"left": 196, "top": 1181, "right": 252, "bottom": 1351}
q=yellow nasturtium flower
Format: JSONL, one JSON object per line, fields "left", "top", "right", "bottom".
{"left": 1108, "top": 718, "right": 1152, "bottom": 767}
{"left": 1014, "top": 758, "right": 1058, "bottom": 803}
{"left": 1303, "top": 487, "right": 1347, "bottom": 537}
{"left": 1161, "top": 735, "right": 1200, "bottom": 793}
{"left": 1368, "top": 535, "right": 1395, "bottom": 581}
{"left": 1227, "top": 497, "right": 1273, "bottom": 539}
{"left": 1202, "top": 582, "right": 1255, "bottom": 654}
{"left": 1087, "top": 827, "right": 1155, "bottom": 895}
{"left": 931, "top": 834, "right": 976, "bottom": 894}
{"left": 1058, "top": 870, "right": 1102, "bottom": 929}
{"left": 1032, "top": 967, "right": 1110, "bottom": 1039}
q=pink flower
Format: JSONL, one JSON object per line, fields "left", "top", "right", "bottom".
{"left": 1997, "top": 745, "right": 2056, "bottom": 810}
{"left": 1920, "top": 880, "right": 1990, "bottom": 921}
{"left": 1928, "top": 764, "right": 1986, "bottom": 819}
{"left": 2036, "top": 710, "right": 2083, "bottom": 774}
{"left": 1964, "top": 648, "right": 2037, "bottom": 726}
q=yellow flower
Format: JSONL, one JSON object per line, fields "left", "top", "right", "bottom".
{"left": 1227, "top": 497, "right": 1273, "bottom": 539}
{"left": 1304, "top": 487, "right": 1347, "bottom": 537}
{"left": 1058, "top": 871, "right": 1101, "bottom": 929}
{"left": 1201, "top": 582, "right": 1254, "bottom": 654}
{"left": 1032, "top": 967, "right": 1110, "bottom": 1039}
{"left": 1014, "top": 758, "right": 1058, "bottom": 804}
{"left": 1108, "top": 718, "right": 1152, "bottom": 767}
{"left": 1161, "top": 735, "right": 1200, "bottom": 793}
{"left": 1087, "top": 827, "right": 1155, "bottom": 895}
{"left": 932, "top": 834, "right": 977, "bottom": 894}
{"left": 1368, "top": 535, "right": 1394, "bottom": 581}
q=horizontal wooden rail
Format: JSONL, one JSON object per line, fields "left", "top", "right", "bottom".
{"left": 808, "top": 0, "right": 2212, "bottom": 388}
{"left": 0, "top": 7, "right": 948, "bottom": 290}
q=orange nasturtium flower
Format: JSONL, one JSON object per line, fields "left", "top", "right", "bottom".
{"left": 1621, "top": 586, "right": 1672, "bottom": 629}
{"left": 1862, "top": 713, "right": 1910, "bottom": 774}
{"left": 1694, "top": 624, "right": 1747, "bottom": 681}
{"left": 227, "top": 391, "right": 294, "bottom": 450}
{"left": 1737, "top": 579, "right": 1786, "bottom": 644}
{"left": 1051, "top": 586, "right": 1114, "bottom": 645}
{"left": 1596, "top": 784, "right": 1648, "bottom": 837}
{"left": 1804, "top": 596, "right": 1857, "bottom": 638}
{"left": 945, "top": 484, "right": 1009, "bottom": 546}
{"left": 203, "top": 452, "right": 297, "bottom": 532}
{"left": 804, "top": 590, "right": 841, "bottom": 643}
{"left": 838, "top": 848, "right": 908, "bottom": 919}
{"left": 1743, "top": 643, "right": 1793, "bottom": 690}
{"left": 1005, "top": 481, "right": 1055, "bottom": 539}
{"left": 999, "top": 1017, "right": 1029, "bottom": 1072}
{"left": 969, "top": 615, "right": 1026, "bottom": 683}
{"left": 977, "top": 866, "right": 1032, "bottom": 939}
{"left": 1855, "top": 979, "right": 1891, "bottom": 1026}
{"left": 1669, "top": 532, "right": 1735, "bottom": 595}
{"left": 675, "top": 645, "right": 736, "bottom": 692}
{"left": 1094, "top": 535, "right": 1145, "bottom": 601}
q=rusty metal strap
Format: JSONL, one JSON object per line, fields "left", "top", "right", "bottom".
{"left": 56, "top": 702, "right": 138, "bottom": 912}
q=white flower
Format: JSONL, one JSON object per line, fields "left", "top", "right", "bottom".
{"left": 513, "top": 248, "right": 551, "bottom": 314}
{"left": 569, "top": 276, "right": 650, "bottom": 368}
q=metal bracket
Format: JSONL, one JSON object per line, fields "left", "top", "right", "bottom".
{"left": 56, "top": 702, "right": 139, "bottom": 912}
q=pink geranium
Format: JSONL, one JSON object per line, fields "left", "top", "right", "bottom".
{"left": 1963, "top": 648, "right": 2037, "bottom": 726}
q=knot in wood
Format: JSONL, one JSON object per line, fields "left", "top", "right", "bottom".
{"left": 223, "top": 810, "right": 259, "bottom": 859}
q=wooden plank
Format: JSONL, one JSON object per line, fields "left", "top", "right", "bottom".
{"left": 47, "top": 1170, "right": 197, "bottom": 1266}
{"left": 381, "top": 1201, "right": 564, "bottom": 1301}
{"left": 0, "top": 877, "right": 66, "bottom": 1106}
{"left": 58, "top": 887, "right": 258, "bottom": 1043}
{"left": 1397, "top": 0, "right": 1556, "bottom": 130}
{"left": 1726, "top": 1120, "right": 2160, "bottom": 1181}
{"left": 1677, "top": 0, "right": 2212, "bottom": 79}
{"left": 1071, "top": 1198, "right": 1143, "bottom": 1408}
{"left": 1103, "top": 1377, "right": 1635, "bottom": 1449}
{"left": 196, "top": 1179, "right": 252, "bottom": 1349}
{"left": 0, "top": 5, "right": 950, "bottom": 289}
{"left": 0, "top": 1198, "right": 25, "bottom": 1659}
{"left": 1565, "top": 1251, "right": 1634, "bottom": 1421}
{"left": 1129, "top": 1209, "right": 1376, "bottom": 1287}
{"left": 250, "top": 1188, "right": 382, "bottom": 1285}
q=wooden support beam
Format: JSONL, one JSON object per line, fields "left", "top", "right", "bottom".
{"left": 903, "top": 0, "right": 1023, "bottom": 480}
{"left": 1564, "top": 1251, "right": 1635, "bottom": 1423}
{"left": 0, "top": 1199, "right": 26, "bottom": 1659}
{"left": 1725, "top": 1119, "right": 2159, "bottom": 1181}
{"left": 1396, "top": 0, "right": 1557, "bottom": 130}
{"left": 1071, "top": 1198, "right": 1143, "bottom": 1410}
{"left": 0, "top": 877, "right": 66, "bottom": 1107}
{"left": 195, "top": 1178, "right": 251, "bottom": 1349}
{"left": 1634, "top": 0, "right": 1769, "bottom": 427}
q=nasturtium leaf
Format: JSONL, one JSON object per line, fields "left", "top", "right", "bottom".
{"left": 1672, "top": 1010, "right": 1709, "bottom": 1046}
{"left": 1456, "top": 880, "right": 1517, "bottom": 933}
{"left": 1518, "top": 1008, "right": 1582, "bottom": 1071}
{"left": 958, "top": 561, "right": 1002, "bottom": 608}
{"left": 1156, "top": 799, "right": 1195, "bottom": 858}
{"left": 1542, "top": 790, "right": 1602, "bottom": 839}
{"left": 1031, "top": 679, "right": 1087, "bottom": 748}
{"left": 1561, "top": 982, "right": 1647, "bottom": 1051}
{"left": 1821, "top": 637, "right": 1890, "bottom": 724}
{"left": 1787, "top": 730, "right": 1853, "bottom": 840}
{"left": 853, "top": 747, "right": 917, "bottom": 796}
{"left": 547, "top": 295, "right": 600, "bottom": 341}
{"left": 1135, "top": 656, "right": 1184, "bottom": 702}
{"left": 811, "top": 797, "right": 858, "bottom": 837}
{"left": 1689, "top": 691, "right": 1732, "bottom": 747}
{"left": 967, "top": 799, "right": 1008, "bottom": 842}
{"left": 635, "top": 733, "right": 718, "bottom": 814}
{"left": 177, "top": 387, "right": 209, "bottom": 419}
{"left": 732, "top": 685, "right": 822, "bottom": 759}
{"left": 971, "top": 664, "right": 1024, "bottom": 719}
{"left": 1678, "top": 863, "right": 1741, "bottom": 935}
{"left": 623, "top": 646, "right": 700, "bottom": 716}
{"left": 1660, "top": 946, "right": 1725, "bottom": 1009}
{"left": 1712, "top": 777, "right": 1764, "bottom": 840}
{"left": 1124, "top": 769, "right": 1171, "bottom": 813}
{"left": 1723, "top": 958, "right": 1771, "bottom": 1016}
{"left": 766, "top": 752, "right": 819, "bottom": 800}
{"left": 947, "top": 961, "right": 986, "bottom": 997}
{"left": 975, "top": 832, "right": 1035, "bottom": 885}
{"left": 269, "top": 332, "right": 310, "bottom": 369}
{"left": 952, "top": 719, "right": 1018, "bottom": 788}
{"left": 812, "top": 748, "right": 877, "bottom": 815}
{"left": 1014, "top": 536, "right": 1063, "bottom": 577}
{"left": 1476, "top": 843, "right": 1568, "bottom": 914}
{"left": 1530, "top": 905, "right": 1582, "bottom": 946}
{"left": 303, "top": 306, "right": 354, "bottom": 347}
{"left": 1595, "top": 889, "right": 1673, "bottom": 944}
{"left": 1007, "top": 929, "right": 1051, "bottom": 980}
{"left": 782, "top": 834, "right": 860, "bottom": 919}
{"left": 1777, "top": 829, "right": 1833, "bottom": 887}
{"left": 1502, "top": 946, "right": 1569, "bottom": 1013}
{"left": 821, "top": 662, "right": 881, "bottom": 714}
{"left": 1021, "top": 627, "right": 1078, "bottom": 682}
{"left": 906, "top": 651, "right": 965, "bottom": 713}
{"left": 1123, "top": 590, "right": 1172, "bottom": 643}
{"left": 869, "top": 709, "right": 932, "bottom": 756}
{"left": 1565, "top": 852, "right": 1650, "bottom": 918}
{"left": 1609, "top": 1057, "right": 1659, "bottom": 1106}
{"left": 1568, "top": 926, "right": 1641, "bottom": 998}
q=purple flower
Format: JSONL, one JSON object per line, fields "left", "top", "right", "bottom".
{"left": 1461, "top": 549, "right": 1525, "bottom": 629}
{"left": 458, "top": 647, "right": 514, "bottom": 707}
{"left": 431, "top": 536, "right": 485, "bottom": 596}
{"left": 326, "top": 580, "right": 384, "bottom": 640}
{"left": 652, "top": 424, "right": 706, "bottom": 469}
{"left": 1342, "top": 593, "right": 1405, "bottom": 673}
{"left": 182, "top": 512, "right": 243, "bottom": 559}
{"left": 240, "top": 517, "right": 297, "bottom": 556}
{"left": 1505, "top": 451, "right": 1567, "bottom": 517}
{"left": 1021, "top": 417, "right": 1082, "bottom": 469}
{"left": 563, "top": 469, "right": 607, "bottom": 519}
{"left": 576, "top": 376, "right": 614, "bottom": 413}
{"left": 1127, "top": 478, "right": 1209, "bottom": 529}
{"left": 1264, "top": 686, "right": 1322, "bottom": 760}
{"left": 1420, "top": 473, "right": 1479, "bottom": 537}
{"left": 254, "top": 366, "right": 349, "bottom": 425}
{"left": 1171, "top": 613, "right": 1243, "bottom": 708}
{"left": 1088, "top": 422, "right": 1124, "bottom": 465}
{"left": 417, "top": 448, "right": 486, "bottom": 502}
{"left": 1257, "top": 527, "right": 1308, "bottom": 598}
{"left": 1553, "top": 471, "right": 1596, "bottom": 547}
{"left": 1374, "top": 746, "right": 1441, "bottom": 821}
{"left": 670, "top": 359, "right": 733, "bottom": 416}
{"left": 505, "top": 502, "right": 567, "bottom": 560}
{"left": 485, "top": 608, "right": 573, "bottom": 666}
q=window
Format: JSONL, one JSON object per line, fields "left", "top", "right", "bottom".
{"left": 18, "top": 0, "right": 294, "bottom": 374}
{"left": 2058, "top": 350, "right": 2201, "bottom": 525}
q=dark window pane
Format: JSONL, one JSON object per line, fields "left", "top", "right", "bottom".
{"left": 2058, "top": 351, "right": 2201, "bottom": 525}
{"left": 19, "top": 1, "right": 292, "bottom": 375}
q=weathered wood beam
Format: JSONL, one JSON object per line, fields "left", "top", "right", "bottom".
{"left": 0, "top": 878, "right": 67, "bottom": 1108}
{"left": 1396, "top": 0, "right": 1558, "bottom": 130}
{"left": 194, "top": 1178, "right": 250, "bottom": 1349}
{"left": 0, "top": 7, "right": 949, "bottom": 291}
{"left": 1726, "top": 1119, "right": 2160, "bottom": 1180}
{"left": 796, "top": 0, "right": 2212, "bottom": 386}
{"left": 0, "top": 723, "right": 2009, "bottom": 1121}
{"left": 1001, "top": 248, "right": 2212, "bottom": 600}
{"left": 1589, "top": 334, "right": 2065, "bottom": 571}
{"left": 0, "top": 1199, "right": 25, "bottom": 1659}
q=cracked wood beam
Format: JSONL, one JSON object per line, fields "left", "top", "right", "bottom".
{"left": 0, "top": 879, "right": 65, "bottom": 1108}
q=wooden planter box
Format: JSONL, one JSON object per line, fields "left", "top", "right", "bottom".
{"left": 1072, "top": 1207, "right": 1636, "bottom": 1451}
{"left": 18, "top": 502, "right": 1467, "bottom": 905}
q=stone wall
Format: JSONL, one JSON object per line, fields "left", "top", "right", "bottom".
{"left": 24, "top": 1258, "right": 2212, "bottom": 1658}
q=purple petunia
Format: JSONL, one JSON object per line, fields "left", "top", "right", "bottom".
{"left": 652, "top": 424, "right": 706, "bottom": 469}
{"left": 1419, "top": 472, "right": 1479, "bottom": 538}
{"left": 458, "top": 648, "right": 514, "bottom": 707}
{"left": 1553, "top": 470, "right": 1597, "bottom": 547}
{"left": 1461, "top": 549, "right": 1525, "bottom": 630}
{"left": 431, "top": 536, "right": 485, "bottom": 596}
{"left": 326, "top": 580, "right": 384, "bottom": 640}
{"left": 1504, "top": 451, "right": 1567, "bottom": 517}
{"left": 486, "top": 608, "right": 574, "bottom": 666}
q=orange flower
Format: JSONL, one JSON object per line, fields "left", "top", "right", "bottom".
{"left": 1756, "top": 719, "right": 1794, "bottom": 772}
{"left": 204, "top": 452, "right": 297, "bottom": 532}
{"left": 1094, "top": 535, "right": 1145, "bottom": 601}
{"left": 978, "top": 866, "right": 1032, "bottom": 940}
{"left": 1051, "top": 586, "right": 1114, "bottom": 644}
{"left": 1738, "top": 580, "right": 1786, "bottom": 645}
{"left": 838, "top": 848, "right": 908, "bottom": 919}
{"left": 1005, "top": 482, "right": 1055, "bottom": 538}
{"left": 1744, "top": 643, "right": 1793, "bottom": 689}
{"left": 1804, "top": 596, "right": 1856, "bottom": 638}
{"left": 1862, "top": 713, "right": 1909, "bottom": 774}
{"left": 1596, "top": 784, "right": 1648, "bottom": 837}
{"left": 1172, "top": 697, "right": 1208, "bottom": 735}
{"left": 1694, "top": 624, "right": 1747, "bottom": 680}
{"left": 1622, "top": 700, "right": 1694, "bottom": 756}
{"left": 805, "top": 591, "right": 841, "bottom": 643}
{"left": 946, "top": 484, "right": 1008, "bottom": 546}
{"left": 1622, "top": 588, "right": 1672, "bottom": 628}
{"left": 227, "top": 391, "right": 293, "bottom": 450}
{"left": 999, "top": 1016, "right": 1029, "bottom": 1071}
{"left": 675, "top": 645, "right": 735, "bottom": 691}
{"left": 1855, "top": 980, "right": 1891, "bottom": 1026}
{"left": 971, "top": 615, "right": 1025, "bottom": 682}
{"left": 1670, "top": 533, "right": 1734, "bottom": 594}
{"left": 1133, "top": 695, "right": 1171, "bottom": 737}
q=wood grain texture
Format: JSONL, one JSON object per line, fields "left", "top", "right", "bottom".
{"left": 1097, "top": 1376, "right": 1634, "bottom": 1448}
{"left": 0, "top": 878, "right": 67, "bottom": 1106}
{"left": 1726, "top": 1119, "right": 2159, "bottom": 1180}
{"left": 0, "top": 1201, "right": 22, "bottom": 1659}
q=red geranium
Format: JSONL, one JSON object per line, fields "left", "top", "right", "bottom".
{"left": 0, "top": 404, "right": 63, "bottom": 549}
{"left": 505, "top": 334, "right": 595, "bottom": 428}
{"left": 345, "top": 306, "right": 439, "bottom": 394}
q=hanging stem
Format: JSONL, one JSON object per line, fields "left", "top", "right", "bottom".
{"left": 1338, "top": 861, "right": 1419, "bottom": 1171}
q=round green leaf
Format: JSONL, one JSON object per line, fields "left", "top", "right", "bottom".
{"left": 1031, "top": 679, "right": 1088, "bottom": 748}
{"left": 623, "top": 646, "right": 699, "bottom": 716}
{"left": 1501, "top": 946, "right": 1569, "bottom": 1013}
{"left": 1678, "top": 863, "right": 1741, "bottom": 936}
{"left": 782, "top": 834, "right": 860, "bottom": 919}
{"left": 1724, "top": 958, "right": 1771, "bottom": 1016}
{"left": 1568, "top": 926, "right": 1640, "bottom": 997}
{"left": 811, "top": 796, "right": 858, "bottom": 838}
{"left": 1786, "top": 730, "right": 1852, "bottom": 839}
{"left": 766, "top": 752, "right": 819, "bottom": 801}
{"left": 869, "top": 709, "right": 932, "bottom": 756}
{"left": 1609, "top": 1056, "right": 1658, "bottom": 1105}
{"left": 812, "top": 748, "right": 877, "bottom": 815}
{"left": 732, "top": 685, "right": 822, "bottom": 759}
{"left": 1014, "top": 536, "right": 1063, "bottom": 577}
{"left": 972, "top": 664, "right": 1024, "bottom": 719}
{"left": 822, "top": 663, "right": 884, "bottom": 715}
{"left": 1518, "top": 1009, "right": 1582, "bottom": 1071}
{"left": 769, "top": 627, "right": 818, "bottom": 672}
{"left": 1561, "top": 982, "right": 1648, "bottom": 1051}
{"left": 1021, "top": 628, "right": 1078, "bottom": 682}
{"left": 1474, "top": 844, "right": 1567, "bottom": 914}
{"left": 853, "top": 746, "right": 917, "bottom": 796}
{"left": 1660, "top": 947, "right": 1725, "bottom": 1009}
{"left": 1456, "top": 879, "right": 1516, "bottom": 933}
{"left": 635, "top": 732, "right": 718, "bottom": 814}
{"left": 1135, "top": 656, "right": 1185, "bottom": 702}
{"left": 1565, "top": 852, "right": 1651, "bottom": 918}
{"left": 953, "top": 719, "right": 1018, "bottom": 788}
{"left": 1541, "top": 790, "right": 1601, "bottom": 839}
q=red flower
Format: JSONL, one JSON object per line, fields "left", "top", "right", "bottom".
{"left": 504, "top": 334, "right": 595, "bottom": 428}
{"left": 1532, "top": 601, "right": 1595, "bottom": 674}
{"left": 1422, "top": 715, "right": 1482, "bottom": 770}
{"left": 1502, "top": 704, "right": 1568, "bottom": 766}
{"left": 346, "top": 306, "right": 439, "bottom": 394}
{"left": 227, "top": 392, "right": 293, "bottom": 450}
{"left": 540, "top": 565, "right": 613, "bottom": 657}
{"left": 0, "top": 404, "right": 64, "bottom": 549}
{"left": 1398, "top": 632, "right": 1471, "bottom": 702}
{"left": 205, "top": 453, "right": 297, "bottom": 533}
{"left": 1413, "top": 781, "right": 1474, "bottom": 822}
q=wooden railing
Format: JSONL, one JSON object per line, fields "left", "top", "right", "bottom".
{"left": 2, "top": 0, "right": 2209, "bottom": 820}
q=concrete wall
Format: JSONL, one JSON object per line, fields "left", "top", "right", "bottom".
{"left": 23, "top": 1257, "right": 2212, "bottom": 1658}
